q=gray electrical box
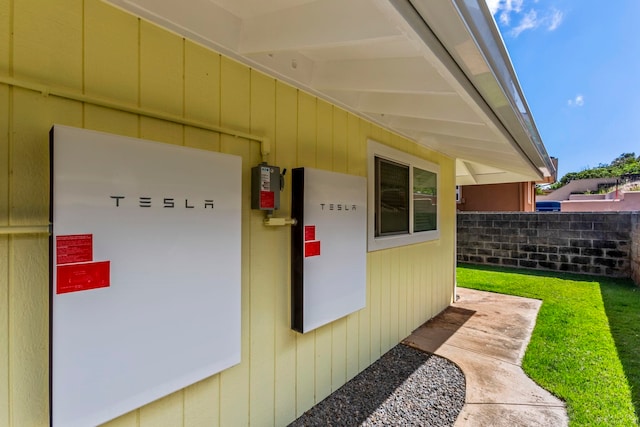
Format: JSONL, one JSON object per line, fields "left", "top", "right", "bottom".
{"left": 251, "top": 163, "right": 281, "bottom": 211}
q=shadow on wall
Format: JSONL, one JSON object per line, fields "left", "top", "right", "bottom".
{"left": 601, "top": 279, "right": 640, "bottom": 422}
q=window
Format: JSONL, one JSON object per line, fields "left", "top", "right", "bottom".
{"left": 368, "top": 141, "right": 440, "bottom": 251}
{"left": 413, "top": 167, "right": 437, "bottom": 232}
{"left": 375, "top": 158, "right": 409, "bottom": 236}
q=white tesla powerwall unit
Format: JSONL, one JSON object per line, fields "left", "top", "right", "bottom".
{"left": 291, "top": 168, "right": 367, "bottom": 333}
{"left": 49, "top": 125, "right": 242, "bottom": 427}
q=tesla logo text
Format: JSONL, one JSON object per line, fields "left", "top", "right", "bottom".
{"left": 110, "top": 196, "right": 214, "bottom": 209}
{"left": 319, "top": 203, "right": 357, "bottom": 211}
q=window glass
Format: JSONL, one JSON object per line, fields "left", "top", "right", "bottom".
{"left": 413, "top": 168, "right": 437, "bottom": 232}
{"left": 375, "top": 157, "right": 409, "bottom": 236}
{"left": 367, "top": 140, "right": 440, "bottom": 251}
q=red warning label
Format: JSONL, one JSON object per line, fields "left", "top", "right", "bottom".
{"left": 56, "top": 234, "right": 93, "bottom": 265}
{"left": 57, "top": 261, "right": 110, "bottom": 294}
{"left": 305, "top": 241, "right": 321, "bottom": 257}
{"left": 304, "top": 225, "right": 316, "bottom": 241}
{"left": 260, "top": 191, "right": 275, "bottom": 209}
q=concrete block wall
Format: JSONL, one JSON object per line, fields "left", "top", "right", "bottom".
{"left": 457, "top": 212, "right": 635, "bottom": 278}
{"left": 631, "top": 214, "right": 640, "bottom": 286}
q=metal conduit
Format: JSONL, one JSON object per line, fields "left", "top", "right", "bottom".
{"left": 0, "top": 225, "right": 51, "bottom": 235}
{"left": 0, "top": 75, "right": 271, "bottom": 161}
{"left": 0, "top": 75, "right": 273, "bottom": 236}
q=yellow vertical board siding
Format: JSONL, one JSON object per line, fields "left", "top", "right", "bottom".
{"left": 12, "top": 90, "right": 82, "bottom": 225}
{"left": 84, "top": 0, "right": 139, "bottom": 104}
{"left": 293, "top": 92, "right": 316, "bottom": 413}
{"left": 184, "top": 126, "right": 220, "bottom": 152}
{"left": 9, "top": 91, "right": 82, "bottom": 427}
{"left": 294, "top": 89, "right": 317, "bottom": 415}
{"left": 414, "top": 250, "right": 424, "bottom": 327}
{"left": 100, "top": 411, "right": 137, "bottom": 427}
{"left": 0, "top": 85, "right": 8, "bottom": 223}
{"left": 312, "top": 100, "right": 334, "bottom": 403}
{"left": 183, "top": 38, "right": 220, "bottom": 152}
{"left": 0, "top": 0, "right": 9, "bottom": 75}
{"left": 346, "top": 114, "right": 362, "bottom": 176}
{"left": 220, "top": 56, "right": 250, "bottom": 133}
{"left": 139, "top": 21, "right": 183, "bottom": 116}
{"left": 358, "top": 266, "right": 372, "bottom": 370}
{"left": 368, "top": 250, "right": 382, "bottom": 362}
{"left": 428, "top": 248, "right": 437, "bottom": 316}
{"left": 404, "top": 249, "right": 416, "bottom": 333}
{"left": 296, "top": 329, "right": 316, "bottom": 416}
{"left": 184, "top": 41, "right": 221, "bottom": 124}
{"left": 349, "top": 115, "right": 372, "bottom": 372}
{"left": 12, "top": 0, "right": 82, "bottom": 90}
{"left": 7, "top": 89, "right": 47, "bottom": 220}
{"left": 139, "top": 117, "right": 183, "bottom": 146}
{"left": 83, "top": 105, "right": 139, "bottom": 138}
{"left": 316, "top": 100, "right": 333, "bottom": 169}
{"left": 325, "top": 102, "right": 347, "bottom": 395}
{"left": 297, "top": 91, "right": 316, "bottom": 167}
{"left": 416, "top": 250, "right": 426, "bottom": 323}
{"left": 330, "top": 317, "right": 347, "bottom": 391}
{"left": 344, "top": 313, "right": 360, "bottom": 381}
{"left": 314, "top": 324, "right": 332, "bottom": 404}
{"left": 248, "top": 70, "right": 277, "bottom": 427}
{"left": 139, "top": 391, "right": 184, "bottom": 427}
{"left": 331, "top": 108, "right": 348, "bottom": 174}
{"left": 184, "top": 376, "right": 220, "bottom": 427}
{"left": 390, "top": 249, "right": 401, "bottom": 348}
{"left": 273, "top": 81, "right": 298, "bottom": 426}
{"left": 392, "top": 249, "right": 402, "bottom": 340}
{"left": 9, "top": 237, "right": 49, "bottom": 427}
{"left": 379, "top": 251, "right": 392, "bottom": 353}
{"left": 398, "top": 246, "right": 409, "bottom": 338}
{"left": 219, "top": 55, "right": 253, "bottom": 427}
{"left": 331, "top": 107, "right": 359, "bottom": 382}
{"left": 0, "top": 85, "right": 8, "bottom": 427}
{"left": 273, "top": 82, "right": 298, "bottom": 174}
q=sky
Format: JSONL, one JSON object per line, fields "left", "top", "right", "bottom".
{"left": 484, "top": 0, "right": 640, "bottom": 179}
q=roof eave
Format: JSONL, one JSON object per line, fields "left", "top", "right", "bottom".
{"left": 407, "top": 0, "right": 556, "bottom": 180}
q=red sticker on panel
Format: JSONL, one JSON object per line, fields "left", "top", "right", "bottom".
{"left": 56, "top": 234, "right": 93, "bottom": 265}
{"left": 56, "top": 261, "right": 110, "bottom": 294}
{"left": 304, "top": 225, "right": 316, "bottom": 242}
{"left": 260, "top": 191, "right": 275, "bottom": 209}
{"left": 305, "top": 241, "right": 321, "bottom": 257}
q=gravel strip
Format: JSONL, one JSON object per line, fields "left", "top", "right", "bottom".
{"left": 288, "top": 344, "right": 465, "bottom": 426}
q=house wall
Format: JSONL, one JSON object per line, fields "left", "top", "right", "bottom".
{"left": 0, "top": 1, "right": 456, "bottom": 426}
{"left": 457, "top": 182, "right": 535, "bottom": 212}
{"left": 561, "top": 192, "right": 640, "bottom": 212}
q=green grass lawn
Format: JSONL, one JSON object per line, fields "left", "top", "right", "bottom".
{"left": 457, "top": 264, "right": 640, "bottom": 426}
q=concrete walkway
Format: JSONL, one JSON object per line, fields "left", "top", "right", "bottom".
{"left": 403, "top": 288, "right": 568, "bottom": 427}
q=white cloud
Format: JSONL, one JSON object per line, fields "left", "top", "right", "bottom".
{"left": 568, "top": 95, "right": 585, "bottom": 107}
{"left": 547, "top": 8, "right": 563, "bottom": 31}
{"left": 486, "top": 0, "right": 564, "bottom": 36}
{"left": 511, "top": 9, "right": 538, "bottom": 36}
{"left": 490, "top": 0, "right": 523, "bottom": 25}
{"left": 486, "top": 0, "right": 502, "bottom": 15}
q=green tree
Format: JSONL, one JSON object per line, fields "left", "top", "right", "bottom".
{"left": 551, "top": 152, "right": 640, "bottom": 189}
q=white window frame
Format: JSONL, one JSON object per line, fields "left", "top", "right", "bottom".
{"left": 367, "top": 140, "right": 440, "bottom": 251}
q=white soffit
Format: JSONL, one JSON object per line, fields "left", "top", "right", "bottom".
{"left": 105, "top": 0, "right": 553, "bottom": 184}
